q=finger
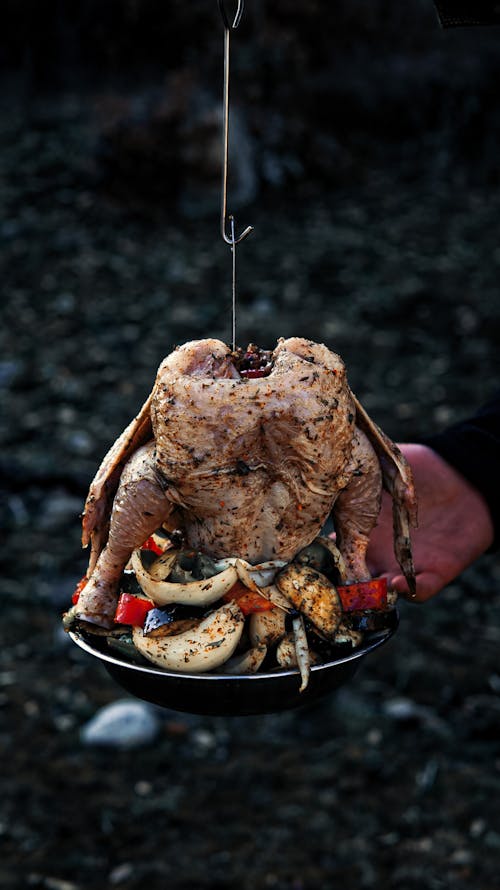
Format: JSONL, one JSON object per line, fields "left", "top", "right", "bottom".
{"left": 391, "top": 571, "right": 444, "bottom": 603}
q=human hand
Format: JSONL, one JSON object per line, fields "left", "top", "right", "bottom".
{"left": 367, "top": 443, "right": 494, "bottom": 602}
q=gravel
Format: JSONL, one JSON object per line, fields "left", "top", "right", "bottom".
{"left": 2, "top": 64, "right": 500, "bottom": 890}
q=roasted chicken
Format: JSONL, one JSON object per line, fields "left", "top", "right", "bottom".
{"left": 75, "top": 337, "right": 417, "bottom": 628}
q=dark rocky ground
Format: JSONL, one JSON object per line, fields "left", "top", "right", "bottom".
{"left": 2, "top": 17, "right": 500, "bottom": 886}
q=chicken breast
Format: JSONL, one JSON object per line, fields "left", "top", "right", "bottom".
{"left": 151, "top": 337, "right": 356, "bottom": 562}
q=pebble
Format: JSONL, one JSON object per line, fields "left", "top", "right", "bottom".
{"left": 192, "top": 728, "right": 217, "bottom": 751}
{"left": 80, "top": 699, "right": 161, "bottom": 749}
{"left": 383, "top": 696, "right": 449, "bottom": 736}
{"left": 109, "top": 862, "right": 135, "bottom": 885}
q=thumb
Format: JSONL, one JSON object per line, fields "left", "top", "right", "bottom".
{"left": 390, "top": 571, "right": 444, "bottom": 603}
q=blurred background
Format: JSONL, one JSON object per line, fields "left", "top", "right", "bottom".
{"left": 2, "top": 1, "right": 500, "bottom": 888}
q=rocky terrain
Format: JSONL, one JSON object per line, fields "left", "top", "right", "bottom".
{"left": 2, "top": 3, "right": 500, "bottom": 887}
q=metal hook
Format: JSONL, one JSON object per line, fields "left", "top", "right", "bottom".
{"left": 219, "top": 0, "right": 253, "bottom": 247}
{"left": 218, "top": 0, "right": 245, "bottom": 30}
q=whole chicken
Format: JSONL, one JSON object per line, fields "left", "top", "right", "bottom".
{"left": 75, "top": 337, "right": 417, "bottom": 627}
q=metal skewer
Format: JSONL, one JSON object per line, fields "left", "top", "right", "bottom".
{"left": 219, "top": 0, "right": 253, "bottom": 349}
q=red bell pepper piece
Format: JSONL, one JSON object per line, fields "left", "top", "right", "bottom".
{"left": 114, "top": 593, "right": 153, "bottom": 627}
{"left": 223, "top": 581, "right": 275, "bottom": 616}
{"left": 338, "top": 577, "right": 387, "bottom": 612}
{"left": 72, "top": 576, "right": 88, "bottom": 604}
{"left": 141, "top": 535, "right": 166, "bottom": 556}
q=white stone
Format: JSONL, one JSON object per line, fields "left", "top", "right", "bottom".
{"left": 80, "top": 699, "right": 160, "bottom": 749}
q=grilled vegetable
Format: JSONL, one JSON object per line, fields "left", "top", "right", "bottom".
{"left": 131, "top": 602, "right": 245, "bottom": 672}
{"left": 337, "top": 577, "right": 387, "bottom": 611}
{"left": 249, "top": 608, "right": 287, "bottom": 647}
{"left": 221, "top": 644, "right": 268, "bottom": 674}
{"left": 276, "top": 563, "right": 342, "bottom": 638}
{"left": 114, "top": 593, "right": 153, "bottom": 627}
{"left": 131, "top": 550, "right": 238, "bottom": 607}
{"left": 342, "top": 607, "right": 398, "bottom": 633}
{"left": 142, "top": 607, "right": 175, "bottom": 637}
{"left": 222, "top": 581, "right": 276, "bottom": 616}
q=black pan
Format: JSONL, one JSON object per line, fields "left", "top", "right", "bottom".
{"left": 70, "top": 613, "right": 398, "bottom": 716}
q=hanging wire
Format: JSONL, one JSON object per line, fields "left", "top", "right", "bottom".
{"left": 229, "top": 215, "right": 237, "bottom": 349}
{"left": 218, "top": 1, "right": 253, "bottom": 349}
{"left": 219, "top": 0, "right": 253, "bottom": 246}
{"left": 218, "top": 0, "right": 245, "bottom": 30}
